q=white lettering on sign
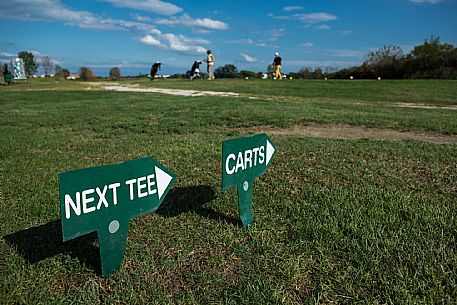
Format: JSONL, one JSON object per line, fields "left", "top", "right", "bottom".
{"left": 64, "top": 182, "right": 121, "bottom": 219}
{"left": 137, "top": 176, "right": 148, "bottom": 198}
{"left": 109, "top": 183, "right": 120, "bottom": 205}
{"left": 65, "top": 192, "right": 81, "bottom": 219}
{"left": 226, "top": 154, "right": 236, "bottom": 174}
{"left": 126, "top": 174, "right": 157, "bottom": 201}
{"left": 82, "top": 188, "right": 96, "bottom": 214}
{"left": 147, "top": 174, "right": 156, "bottom": 195}
{"left": 225, "top": 145, "right": 266, "bottom": 175}
{"left": 96, "top": 185, "right": 108, "bottom": 210}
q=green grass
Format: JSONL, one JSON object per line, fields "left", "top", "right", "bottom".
{"left": 1, "top": 79, "right": 456, "bottom": 304}
{"left": 125, "top": 78, "right": 457, "bottom": 105}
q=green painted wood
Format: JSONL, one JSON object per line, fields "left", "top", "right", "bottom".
{"left": 222, "top": 134, "right": 276, "bottom": 227}
{"left": 58, "top": 157, "right": 176, "bottom": 276}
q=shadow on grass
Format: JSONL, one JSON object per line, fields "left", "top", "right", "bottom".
{"left": 3, "top": 185, "right": 238, "bottom": 274}
{"left": 3, "top": 220, "right": 101, "bottom": 273}
{"left": 157, "top": 185, "right": 241, "bottom": 226}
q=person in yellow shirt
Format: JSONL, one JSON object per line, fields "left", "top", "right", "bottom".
{"left": 272, "top": 52, "right": 282, "bottom": 80}
{"left": 205, "top": 50, "right": 215, "bottom": 80}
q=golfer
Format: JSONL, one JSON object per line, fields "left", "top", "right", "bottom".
{"left": 205, "top": 50, "right": 215, "bottom": 80}
{"left": 273, "top": 52, "right": 282, "bottom": 80}
{"left": 150, "top": 61, "right": 161, "bottom": 80}
{"left": 190, "top": 60, "right": 202, "bottom": 80}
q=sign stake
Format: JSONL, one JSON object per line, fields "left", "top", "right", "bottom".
{"left": 222, "top": 134, "right": 276, "bottom": 227}
{"left": 58, "top": 157, "right": 176, "bottom": 276}
{"left": 238, "top": 180, "right": 254, "bottom": 227}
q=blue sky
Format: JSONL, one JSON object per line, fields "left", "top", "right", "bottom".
{"left": 1, "top": 0, "right": 456, "bottom": 76}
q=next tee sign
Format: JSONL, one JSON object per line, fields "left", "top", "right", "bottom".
{"left": 222, "top": 133, "right": 276, "bottom": 227}
{"left": 59, "top": 157, "right": 175, "bottom": 276}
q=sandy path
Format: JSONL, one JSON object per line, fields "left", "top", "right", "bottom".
{"left": 102, "top": 85, "right": 240, "bottom": 97}
{"left": 395, "top": 103, "right": 457, "bottom": 110}
{"left": 234, "top": 124, "right": 457, "bottom": 144}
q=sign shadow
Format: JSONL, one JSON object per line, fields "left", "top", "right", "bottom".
{"left": 157, "top": 185, "right": 241, "bottom": 226}
{"left": 3, "top": 220, "right": 101, "bottom": 274}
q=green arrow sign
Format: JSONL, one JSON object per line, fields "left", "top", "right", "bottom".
{"left": 58, "top": 157, "right": 176, "bottom": 276}
{"left": 222, "top": 133, "right": 276, "bottom": 227}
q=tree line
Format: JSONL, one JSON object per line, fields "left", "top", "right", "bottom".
{"left": 331, "top": 36, "right": 457, "bottom": 79}
{"left": 172, "top": 37, "right": 457, "bottom": 80}
{"left": 3, "top": 36, "right": 455, "bottom": 80}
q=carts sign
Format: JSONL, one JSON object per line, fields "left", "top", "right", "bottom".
{"left": 222, "top": 133, "right": 276, "bottom": 227}
{"left": 59, "top": 157, "right": 176, "bottom": 276}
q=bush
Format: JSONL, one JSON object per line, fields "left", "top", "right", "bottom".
{"left": 55, "top": 65, "right": 70, "bottom": 79}
{"left": 109, "top": 67, "right": 121, "bottom": 80}
{"left": 79, "top": 67, "right": 95, "bottom": 81}
{"left": 214, "top": 64, "right": 238, "bottom": 78}
{"left": 240, "top": 70, "right": 257, "bottom": 79}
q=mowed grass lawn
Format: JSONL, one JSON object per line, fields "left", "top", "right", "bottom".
{"left": 1, "top": 79, "right": 456, "bottom": 304}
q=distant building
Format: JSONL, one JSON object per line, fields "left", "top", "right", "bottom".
{"left": 66, "top": 74, "right": 81, "bottom": 80}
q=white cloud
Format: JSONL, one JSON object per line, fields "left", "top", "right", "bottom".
{"left": 2, "top": 1, "right": 210, "bottom": 55}
{"left": 0, "top": 52, "right": 16, "bottom": 63}
{"left": 140, "top": 35, "right": 165, "bottom": 47}
{"left": 409, "top": 0, "right": 442, "bottom": 4}
{"left": 192, "top": 28, "right": 211, "bottom": 34}
{"left": 296, "top": 13, "right": 337, "bottom": 24}
{"left": 270, "top": 28, "right": 286, "bottom": 38}
{"left": 0, "top": 52, "right": 16, "bottom": 57}
{"left": 139, "top": 32, "right": 208, "bottom": 54}
{"left": 85, "top": 60, "right": 151, "bottom": 69}
{"left": 273, "top": 12, "right": 337, "bottom": 24}
{"left": 284, "top": 6, "right": 304, "bottom": 12}
{"left": 0, "top": 0, "right": 159, "bottom": 32}
{"left": 314, "top": 24, "right": 331, "bottom": 30}
{"left": 299, "top": 43, "right": 314, "bottom": 48}
{"left": 132, "top": 14, "right": 154, "bottom": 23}
{"left": 240, "top": 53, "right": 258, "bottom": 63}
{"left": 162, "top": 33, "right": 207, "bottom": 53}
{"left": 155, "top": 14, "right": 229, "bottom": 30}
{"left": 226, "top": 39, "right": 268, "bottom": 48}
{"left": 98, "top": 0, "right": 182, "bottom": 15}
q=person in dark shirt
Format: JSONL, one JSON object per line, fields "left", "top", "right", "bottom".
{"left": 273, "top": 52, "right": 282, "bottom": 80}
{"left": 150, "top": 61, "right": 161, "bottom": 80}
{"left": 190, "top": 60, "right": 202, "bottom": 80}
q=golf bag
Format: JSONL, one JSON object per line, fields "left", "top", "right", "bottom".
{"left": 190, "top": 61, "right": 203, "bottom": 80}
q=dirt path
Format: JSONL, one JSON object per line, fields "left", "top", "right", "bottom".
{"left": 93, "top": 83, "right": 457, "bottom": 111}
{"left": 101, "top": 85, "right": 240, "bottom": 97}
{"left": 235, "top": 124, "right": 457, "bottom": 144}
{"left": 395, "top": 103, "right": 457, "bottom": 110}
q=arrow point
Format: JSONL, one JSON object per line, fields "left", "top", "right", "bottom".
{"left": 266, "top": 140, "right": 275, "bottom": 166}
{"left": 155, "top": 166, "right": 173, "bottom": 200}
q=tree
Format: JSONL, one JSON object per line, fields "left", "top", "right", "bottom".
{"left": 55, "top": 65, "right": 70, "bottom": 78}
{"left": 365, "top": 45, "right": 404, "bottom": 78}
{"left": 109, "top": 67, "right": 121, "bottom": 80}
{"left": 266, "top": 64, "right": 275, "bottom": 76}
{"left": 328, "top": 37, "right": 457, "bottom": 79}
{"left": 41, "top": 56, "right": 54, "bottom": 76}
{"left": 214, "top": 64, "right": 238, "bottom": 78}
{"left": 314, "top": 68, "right": 323, "bottom": 79}
{"left": 405, "top": 36, "right": 457, "bottom": 78}
{"left": 18, "top": 51, "right": 38, "bottom": 77}
{"left": 298, "top": 67, "right": 313, "bottom": 79}
{"left": 240, "top": 70, "right": 257, "bottom": 79}
{"left": 79, "top": 67, "right": 95, "bottom": 81}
